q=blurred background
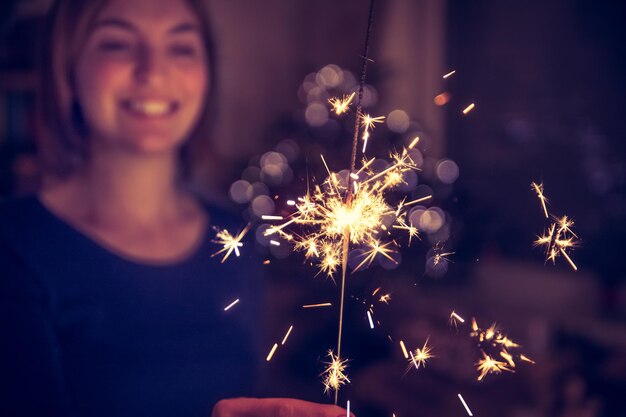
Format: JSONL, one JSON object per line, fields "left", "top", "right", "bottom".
{"left": 1, "top": 0, "right": 625, "bottom": 416}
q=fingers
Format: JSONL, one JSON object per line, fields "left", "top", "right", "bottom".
{"left": 211, "top": 397, "right": 355, "bottom": 417}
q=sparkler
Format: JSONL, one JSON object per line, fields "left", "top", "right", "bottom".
{"left": 260, "top": 0, "right": 439, "bottom": 400}
{"left": 531, "top": 182, "right": 579, "bottom": 270}
{"left": 211, "top": 225, "right": 251, "bottom": 263}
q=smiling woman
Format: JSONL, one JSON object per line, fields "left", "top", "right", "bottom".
{"left": 0, "top": 1, "right": 349, "bottom": 417}
{"left": 39, "top": 0, "right": 216, "bottom": 179}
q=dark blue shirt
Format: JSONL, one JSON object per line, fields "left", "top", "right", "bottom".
{"left": 0, "top": 196, "right": 260, "bottom": 417}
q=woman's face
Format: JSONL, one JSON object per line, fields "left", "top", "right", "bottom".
{"left": 74, "top": 0, "right": 208, "bottom": 155}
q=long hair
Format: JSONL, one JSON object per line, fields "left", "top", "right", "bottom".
{"left": 37, "top": 0, "right": 217, "bottom": 179}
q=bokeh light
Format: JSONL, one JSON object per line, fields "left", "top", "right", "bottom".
{"left": 436, "top": 159, "right": 460, "bottom": 184}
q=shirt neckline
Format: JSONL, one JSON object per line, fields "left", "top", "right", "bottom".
{"left": 31, "top": 194, "right": 213, "bottom": 269}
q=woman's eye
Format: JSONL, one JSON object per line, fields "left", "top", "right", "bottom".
{"left": 97, "top": 41, "right": 132, "bottom": 52}
{"left": 169, "top": 45, "right": 197, "bottom": 57}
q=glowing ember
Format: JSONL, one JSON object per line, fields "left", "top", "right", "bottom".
{"left": 462, "top": 103, "right": 475, "bottom": 115}
{"left": 457, "top": 394, "right": 473, "bottom": 416}
{"left": 302, "top": 303, "right": 333, "bottom": 309}
{"left": 406, "top": 338, "right": 434, "bottom": 371}
{"left": 399, "top": 340, "right": 409, "bottom": 359}
{"left": 211, "top": 225, "right": 251, "bottom": 263}
{"left": 531, "top": 182, "right": 579, "bottom": 270}
{"left": 281, "top": 325, "right": 293, "bottom": 345}
{"left": 470, "top": 317, "right": 534, "bottom": 380}
{"left": 266, "top": 343, "right": 278, "bottom": 361}
{"left": 476, "top": 351, "right": 512, "bottom": 381}
{"left": 531, "top": 182, "right": 549, "bottom": 219}
{"left": 223, "top": 298, "right": 240, "bottom": 311}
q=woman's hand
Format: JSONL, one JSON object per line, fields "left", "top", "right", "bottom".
{"left": 211, "top": 397, "right": 354, "bottom": 417}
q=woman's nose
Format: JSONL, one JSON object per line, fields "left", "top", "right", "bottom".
{"left": 133, "top": 47, "right": 167, "bottom": 86}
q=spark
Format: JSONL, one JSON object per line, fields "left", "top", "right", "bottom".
{"left": 287, "top": 200, "right": 296, "bottom": 206}
{"left": 264, "top": 148, "right": 427, "bottom": 278}
{"left": 211, "top": 224, "right": 251, "bottom": 263}
{"left": 500, "top": 350, "right": 516, "bottom": 368}
{"left": 269, "top": 240, "right": 281, "bottom": 246}
{"left": 408, "top": 136, "right": 420, "bottom": 149}
{"left": 534, "top": 215, "right": 579, "bottom": 270}
{"left": 531, "top": 184, "right": 579, "bottom": 270}
{"left": 378, "top": 293, "right": 392, "bottom": 304}
{"left": 263, "top": 259, "right": 271, "bottom": 265}
{"left": 329, "top": 92, "right": 356, "bottom": 115}
{"left": 281, "top": 325, "right": 293, "bottom": 345}
{"left": 531, "top": 182, "right": 549, "bottom": 218}
{"left": 450, "top": 310, "right": 465, "bottom": 323}
{"left": 302, "top": 302, "right": 332, "bottom": 309}
{"left": 449, "top": 310, "right": 465, "bottom": 332}
{"left": 462, "top": 103, "right": 475, "bottom": 115}
{"left": 359, "top": 113, "right": 384, "bottom": 154}
{"left": 321, "top": 351, "right": 350, "bottom": 394}
{"left": 367, "top": 311, "right": 375, "bottom": 329}
{"left": 470, "top": 317, "right": 533, "bottom": 379}
{"left": 476, "top": 351, "right": 513, "bottom": 381}
{"left": 457, "top": 394, "right": 473, "bottom": 416}
{"left": 266, "top": 343, "right": 279, "bottom": 361}
{"left": 399, "top": 340, "right": 409, "bottom": 359}
{"left": 433, "top": 250, "right": 455, "bottom": 266}
{"left": 360, "top": 113, "right": 385, "bottom": 131}
{"left": 406, "top": 338, "right": 434, "bottom": 371}
{"left": 346, "top": 400, "right": 350, "bottom": 417}
{"left": 223, "top": 298, "right": 240, "bottom": 311}
{"left": 262, "top": 215, "right": 284, "bottom": 220}
{"left": 353, "top": 241, "right": 398, "bottom": 272}
{"left": 443, "top": 70, "right": 456, "bottom": 79}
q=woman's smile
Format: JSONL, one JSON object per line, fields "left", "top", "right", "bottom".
{"left": 121, "top": 98, "right": 180, "bottom": 118}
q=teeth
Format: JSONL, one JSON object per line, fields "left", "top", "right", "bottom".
{"left": 128, "top": 100, "right": 171, "bottom": 116}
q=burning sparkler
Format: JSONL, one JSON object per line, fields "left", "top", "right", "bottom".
{"left": 264, "top": 146, "right": 430, "bottom": 278}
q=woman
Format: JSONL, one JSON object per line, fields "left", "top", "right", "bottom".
{"left": 0, "top": 0, "right": 349, "bottom": 416}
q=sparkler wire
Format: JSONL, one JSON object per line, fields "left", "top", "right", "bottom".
{"left": 334, "top": 0, "right": 376, "bottom": 406}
